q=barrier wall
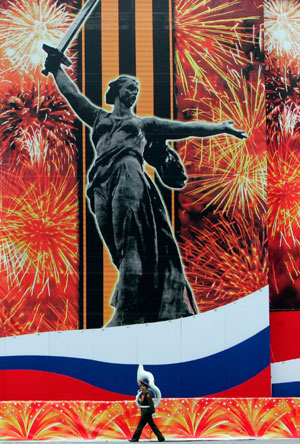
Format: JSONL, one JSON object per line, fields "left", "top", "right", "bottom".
{"left": 0, "top": 0, "right": 269, "bottom": 401}
{"left": 0, "top": 288, "right": 270, "bottom": 400}
{"left": 0, "top": 398, "right": 300, "bottom": 440}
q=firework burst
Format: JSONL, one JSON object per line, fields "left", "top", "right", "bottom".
{"left": 174, "top": 0, "right": 258, "bottom": 94}
{"left": 268, "top": 139, "right": 300, "bottom": 301}
{"left": 0, "top": 0, "right": 74, "bottom": 74}
{"left": 277, "top": 102, "right": 300, "bottom": 141}
{"left": 186, "top": 144, "right": 266, "bottom": 219}
{"left": 265, "top": 65, "right": 300, "bottom": 143}
{"left": 98, "top": 403, "right": 141, "bottom": 440}
{"left": 268, "top": 140, "right": 300, "bottom": 247}
{"left": 269, "top": 399, "right": 300, "bottom": 438}
{"left": 19, "top": 128, "right": 52, "bottom": 167}
{"left": 156, "top": 398, "right": 228, "bottom": 439}
{"left": 218, "top": 398, "right": 293, "bottom": 437}
{"left": 52, "top": 401, "right": 111, "bottom": 439}
{"left": 0, "top": 79, "right": 77, "bottom": 169}
{"left": 177, "top": 70, "right": 266, "bottom": 220}
{"left": 0, "top": 402, "right": 64, "bottom": 440}
{"left": 55, "top": 402, "right": 140, "bottom": 440}
{"left": 0, "top": 166, "right": 79, "bottom": 290}
{"left": 180, "top": 68, "right": 266, "bottom": 165}
{"left": 265, "top": 0, "right": 300, "bottom": 68}
{"left": 0, "top": 279, "right": 78, "bottom": 336}
{"left": 180, "top": 214, "right": 267, "bottom": 311}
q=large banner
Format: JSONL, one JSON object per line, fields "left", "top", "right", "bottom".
{"left": 0, "top": 0, "right": 269, "bottom": 398}
{"left": 265, "top": 0, "right": 300, "bottom": 309}
{"left": 265, "top": 0, "right": 300, "bottom": 396}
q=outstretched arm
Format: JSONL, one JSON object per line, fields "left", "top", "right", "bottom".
{"left": 145, "top": 118, "right": 247, "bottom": 141}
{"left": 44, "top": 54, "right": 99, "bottom": 127}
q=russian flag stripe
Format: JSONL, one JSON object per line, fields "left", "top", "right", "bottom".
{"left": 0, "top": 327, "right": 269, "bottom": 397}
{"left": 1, "top": 287, "right": 269, "bottom": 365}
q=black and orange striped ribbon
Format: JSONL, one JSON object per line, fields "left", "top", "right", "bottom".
{"left": 80, "top": 0, "right": 175, "bottom": 328}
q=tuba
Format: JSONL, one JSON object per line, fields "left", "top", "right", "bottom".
{"left": 135, "top": 364, "right": 162, "bottom": 409}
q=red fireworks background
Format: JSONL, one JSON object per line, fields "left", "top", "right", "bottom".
{"left": 0, "top": 0, "right": 80, "bottom": 335}
{"left": 174, "top": 0, "right": 267, "bottom": 310}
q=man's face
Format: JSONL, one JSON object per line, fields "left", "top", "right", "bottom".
{"left": 118, "top": 79, "right": 139, "bottom": 108}
{"left": 140, "top": 384, "right": 147, "bottom": 392}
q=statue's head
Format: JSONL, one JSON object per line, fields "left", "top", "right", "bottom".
{"left": 105, "top": 75, "right": 139, "bottom": 105}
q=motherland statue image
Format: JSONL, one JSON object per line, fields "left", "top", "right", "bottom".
{"left": 42, "top": 0, "right": 247, "bottom": 327}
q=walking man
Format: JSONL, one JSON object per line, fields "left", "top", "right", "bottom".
{"left": 130, "top": 381, "right": 165, "bottom": 442}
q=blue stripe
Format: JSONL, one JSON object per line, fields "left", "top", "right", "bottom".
{"left": 272, "top": 382, "right": 300, "bottom": 397}
{"left": 0, "top": 327, "right": 269, "bottom": 397}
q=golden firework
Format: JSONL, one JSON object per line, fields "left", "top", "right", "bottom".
{"left": 55, "top": 401, "right": 141, "bottom": 440}
{"left": 187, "top": 145, "right": 266, "bottom": 219}
{"left": 156, "top": 398, "right": 228, "bottom": 439}
{"left": 0, "top": 402, "right": 63, "bottom": 440}
{"left": 0, "top": 0, "right": 74, "bottom": 73}
{"left": 268, "top": 142, "right": 300, "bottom": 247}
{"left": 265, "top": 0, "right": 300, "bottom": 66}
{"left": 0, "top": 166, "right": 79, "bottom": 289}
{"left": 183, "top": 68, "right": 265, "bottom": 156}
{"left": 180, "top": 214, "right": 267, "bottom": 311}
{"left": 175, "top": 0, "right": 258, "bottom": 94}
{"left": 0, "top": 280, "right": 78, "bottom": 335}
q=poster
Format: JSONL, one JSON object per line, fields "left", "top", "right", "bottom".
{"left": 0, "top": 0, "right": 270, "bottom": 398}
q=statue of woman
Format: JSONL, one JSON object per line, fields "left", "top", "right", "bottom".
{"left": 44, "top": 55, "right": 247, "bottom": 327}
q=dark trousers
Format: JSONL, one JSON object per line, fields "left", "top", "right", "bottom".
{"left": 132, "top": 413, "right": 164, "bottom": 441}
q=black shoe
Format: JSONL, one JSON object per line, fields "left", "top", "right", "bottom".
{"left": 158, "top": 439, "right": 165, "bottom": 442}
{"left": 129, "top": 440, "right": 138, "bottom": 442}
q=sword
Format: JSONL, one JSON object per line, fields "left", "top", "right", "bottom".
{"left": 42, "top": 0, "right": 100, "bottom": 76}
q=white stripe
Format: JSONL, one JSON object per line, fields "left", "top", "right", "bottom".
{"left": 271, "top": 358, "right": 300, "bottom": 384}
{"left": 1, "top": 286, "right": 269, "bottom": 365}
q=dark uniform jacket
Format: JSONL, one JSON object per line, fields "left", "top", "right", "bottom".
{"left": 139, "top": 389, "right": 155, "bottom": 415}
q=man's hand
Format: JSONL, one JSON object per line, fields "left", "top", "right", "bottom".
{"left": 222, "top": 120, "right": 247, "bottom": 139}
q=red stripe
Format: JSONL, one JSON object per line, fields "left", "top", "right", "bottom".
{"left": 0, "top": 370, "right": 135, "bottom": 401}
{"left": 270, "top": 311, "right": 300, "bottom": 363}
{"left": 207, "top": 367, "right": 271, "bottom": 397}
{"left": 0, "top": 367, "right": 271, "bottom": 400}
